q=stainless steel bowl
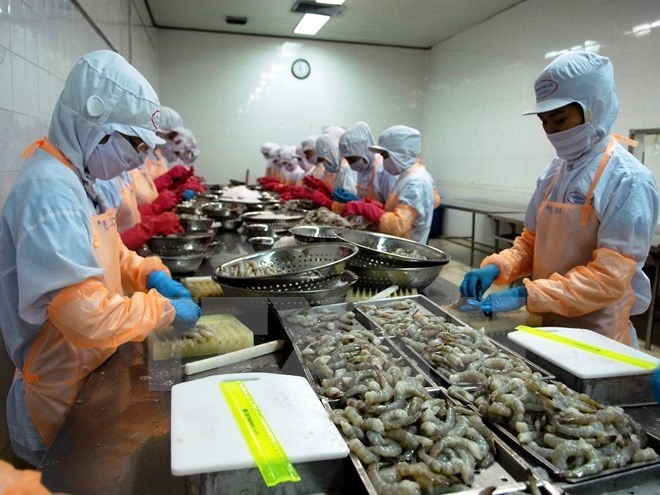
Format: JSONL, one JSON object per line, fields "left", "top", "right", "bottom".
{"left": 218, "top": 217, "right": 242, "bottom": 231}
{"left": 219, "top": 270, "right": 358, "bottom": 306}
{"left": 334, "top": 228, "right": 451, "bottom": 267}
{"left": 201, "top": 202, "right": 240, "bottom": 220}
{"left": 248, "top": 236, "right": 275, "bottom": 252}
{"left": 214, "top": 242, "right": 359, "bottom": 289}
{"left": 175, "top": 201, "right": 202, "bottom": 216}
{"left": 158, "top": 253, "right": 205, "bottom": 275}
{"left": 179, "top": 216, "right": 214, "bottom": 233}
{"left": 289, "top": 225, "right": 338, "bottom": 244}
{"left": 349, "top": 260, "right": 445, "bottom": 290}
{"left": 242, "top": 223, "right": 270, "bottom": 238}
{"left": 146, "top": 233, "right": 214, "bottom": 256}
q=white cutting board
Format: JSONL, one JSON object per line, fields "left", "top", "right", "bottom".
{"left": 170, "top": 372, "right": 349, "bottom": 476}
{"left": 508, "top": 327, "right": 659, "bottom": 379}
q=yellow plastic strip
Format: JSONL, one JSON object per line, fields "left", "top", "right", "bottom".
{"left": 516, "top": 325, "right": 656, "bottom": 370}
{"left": 220, "top": 381, "right": 301, "bottom": 487}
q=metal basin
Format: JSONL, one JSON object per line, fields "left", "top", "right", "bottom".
{"left": 201, "top": 202, "right": 242, "bottom": 220}
{"left": 179, "top": 216, "right": 214, "bottom": 233}
{"left": 158, "top": 253, "right": 205, "bottom": 275}
{"left": 146, "top": 233, "right": 214, "bottom": 256}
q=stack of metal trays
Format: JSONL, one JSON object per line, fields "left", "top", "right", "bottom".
{"left": 212, "top": 242, "right": 359, "bottom": 305}
{"left": 334, "top": 228, "right": 451, "bottom": 289}
{"left": 275, "top": 295, "right": 660, "bottom": 493}
{"left": 274, "top": 299, "right": 562, "bottom": 495}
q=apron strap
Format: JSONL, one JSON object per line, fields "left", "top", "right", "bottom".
{"left": 581, "top": 138, "right": 615, "bottom": 226}
{"left": 613, "top": 133, "right": 639, "bottom": 148}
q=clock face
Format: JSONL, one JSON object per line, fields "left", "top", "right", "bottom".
{"left": 291, "top": 58, "right": 311, "bottom": 79}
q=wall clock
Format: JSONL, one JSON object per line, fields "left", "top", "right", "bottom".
{"left": 291, "top": 58, "right": 311, "bottom": 79}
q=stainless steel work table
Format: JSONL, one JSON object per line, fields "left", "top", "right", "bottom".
{"left": 37, "top": 232, "right": 461, "bottom": 494}
{"left": 440, "top": 198, "right": 527, "bottom": 266}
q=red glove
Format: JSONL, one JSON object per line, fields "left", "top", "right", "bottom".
{"left": 262, "top": 180, "right": 284, "bottom": 192}
{"left": 309, "top": 189, "right": 333, "bottom": 209}
{"left": 168, "top": 164, "right": 192, "bottom": 181}
{"left": 257, "top": 177, "right": 280, "bottom": 186}
{"left": 282, "top": 186, "right": 312, "bottom": 201}
{"left": 151, "top": 212, "right": 184, "bottom": 236}
{"left": 303, "top": 176, "right": 332, "bottom": 196}
{"left": 364, "top": 197, "right": 385, "bottom": 209}
{"left": 341, "top": 200, "right": 386, "bottom": 224}
{"left": 138, "top": 189, "right": 178, "bottom": 216}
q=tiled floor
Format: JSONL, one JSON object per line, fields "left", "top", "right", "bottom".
{"left": 428, "top": 237, "right": 660, "bottom": 359}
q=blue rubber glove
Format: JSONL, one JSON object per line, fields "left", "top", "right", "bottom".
{"left": 480, "top": 286, "right": 527, "bottom": 316}
{"left": 460, "top": 264, "right": 500, "bottom": 300}
{"left": 651, "top": 366, "right": 660, "bottom": 403}
{"left": 332, "top": 187, "right": 361, "bottom": 203}
{"left": 182, "top": 189, "right": 196, "bottom": 201}
{"left": 147, "top": 270, "right": 192, "bottom": 299}
{"left": 168, "top": 298, "right": 202, "bottom": 331}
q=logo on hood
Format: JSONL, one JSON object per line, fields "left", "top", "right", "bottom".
{"left": 535, "top": 79, "right": 558, "bottom": 100}
{"left": 151, "top": 110, "right": 160, "bottom": 129}
{"left": 567, "top": 191, "right": 586, "bottom": 205}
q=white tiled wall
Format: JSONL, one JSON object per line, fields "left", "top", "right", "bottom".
{"left": 423, "top": 0, "right": 660, "bottom": 242}
{"left": 0, "top": 0, "right": 158, "bottom": 454}
{"left": 156, "top": 30, "right": 429, "bottom": 185}
{"left": 0, "top": 0, "right": 158, "bottom": 210}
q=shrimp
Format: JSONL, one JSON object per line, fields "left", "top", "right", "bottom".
{"left": 367, "top": 464, "right": 421, "bottom": 495}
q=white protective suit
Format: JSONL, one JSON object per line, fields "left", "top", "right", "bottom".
{"left": 260, "top": 142, "right": 279, "bottom": 177}
{"left": 300, "top": 135, "right": 318, "bottom": 171}
{"left": 339, "top": 121, "right": 396, "bottom": 203}
{"left": 279, "top": 145, "right": 305, "bottom": 185}
{"left": 156, "top": 106, "right": 185, "bottom": 166}
{"left": 370, "top": 125, "right": 439, "bottom": 243}
{"left": 316, "top": 133, "right": 357, "bottom": 193}
{"left": 482, "top": 51, "right": 659, "bottom": 345}
{"left": 0, "top": 50, "right": 174, "bottom": 465}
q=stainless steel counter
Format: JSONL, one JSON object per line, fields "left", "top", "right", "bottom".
{"left": 37, "top": 231, "right": 660, "bottom": 495}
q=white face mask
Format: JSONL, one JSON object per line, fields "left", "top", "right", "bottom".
{"left": 348, "top": 157, "right": 370, "bottom": 173}
{"left": 160, "top": 141, "right": 179, "bottom": 163}
{"left": 546, "top": 123, "right": 598, "bottom": 161}
{"left": 87, "top": 133, "right": 143, "bottom": 180}
{"left": 323, "top": 159, "right": 339, "bottom": 173}
{"left": 383, "top": 157, "right": 402, "bottom": 176}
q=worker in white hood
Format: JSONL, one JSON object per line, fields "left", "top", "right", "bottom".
{"left": 279, "top": 145, "right": 305, "bottom": 186}
{"left": 461, "top": 51, "right": 659, "bottom": 347}
{"left": 0, "top": 50, "right": 201, "bottom": 465}
{"left": 338, "top": 121, "right": 396, "bottom": 204}
{"left": 342, "top": 125, "right": 440, "bottom": 243}
{"left": 260, "top": 142, "right": 279, "bottom": 178}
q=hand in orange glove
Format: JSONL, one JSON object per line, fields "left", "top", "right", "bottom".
{"left": 303, "top": 176, "right": 332, "bottom": 196}
{"left": 341, "top": 200, "right": 386, "bottom": 224}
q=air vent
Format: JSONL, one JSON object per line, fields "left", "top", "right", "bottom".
{"left": 291, "top": 1, "right": 343, "bottom": 17}
{"left": 226, "top": 16, "right": 247, "bottom": 25}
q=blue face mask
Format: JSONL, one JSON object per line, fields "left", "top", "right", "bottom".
{"left": 87, "top": 132, "right": 143, "bottom": 180}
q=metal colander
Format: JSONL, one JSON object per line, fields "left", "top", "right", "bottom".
{"left": 334, "top": 228, "right": 450, "bottom": 267}
{"left": 289, "top": 225, "right": 339, "bottom": 244}
{"left": 213, "top": 242, "right": 359, "bottom": 289}
{"left": 218, "top": 270, "right": 358, "bottom": 305}
{"left": 349, "top": 260, "right": 445, "bottom": 290}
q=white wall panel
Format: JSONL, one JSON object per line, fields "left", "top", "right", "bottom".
{"left": 157, "top": 30, "right": 428, "bottom": 184}
{"left": 423, "top": 0, "right": 660, "bottom": 214}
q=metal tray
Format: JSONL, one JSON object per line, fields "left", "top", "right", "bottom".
{"left": 321, "top": 389, "right": 537, "bottom": 495}
{"left": 353, "top": 295, "right": 554, "bottom": 389}
{"left": 489, "top": 414, "right": 660, "bottom": 484}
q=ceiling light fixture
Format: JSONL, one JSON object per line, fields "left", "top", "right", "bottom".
{"left": 294, "top": 13, "right": 330, "bottom": 35}
{"left": 315, "top": 0, "right": 346, "bottom": 5}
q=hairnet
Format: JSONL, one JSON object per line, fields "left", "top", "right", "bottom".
{"left": 260, "top": 142, "right": 279, "bottom": 155}
{"left": 278, "top": 145, "right": 298, "bottom": 170}
{"left": 523, "top": 51, "right": 617, "bottom": 140}
{"left": 158, "top": 106, "right": 185, "bottom": 134}
{"left": 323, "top": 126, "right": 346, "bottom": 140}
{"left": 369, "top": 125, "right": 421, "bottom": 171}
{"left": 48, "top": 50, "right": 162, "bottom": 172}
{"left": 315, "top": 133, "right": 341, "bottom": 173}
{"left": 339, "top": 121, "right": 376, "bottom": 166}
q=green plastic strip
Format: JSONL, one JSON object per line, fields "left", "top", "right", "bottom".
{"left": 220, "top": 381, "right": 300, "bottom": 487}
{"left": 516, "top": 325, "right": 656, "bottom": 370}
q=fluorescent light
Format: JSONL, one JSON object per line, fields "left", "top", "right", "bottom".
{"left": 316, "top": 0, "right": 345, "bottom": 4}
{"left": 294, "top": 13, "right": 330, "bottom": 35}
